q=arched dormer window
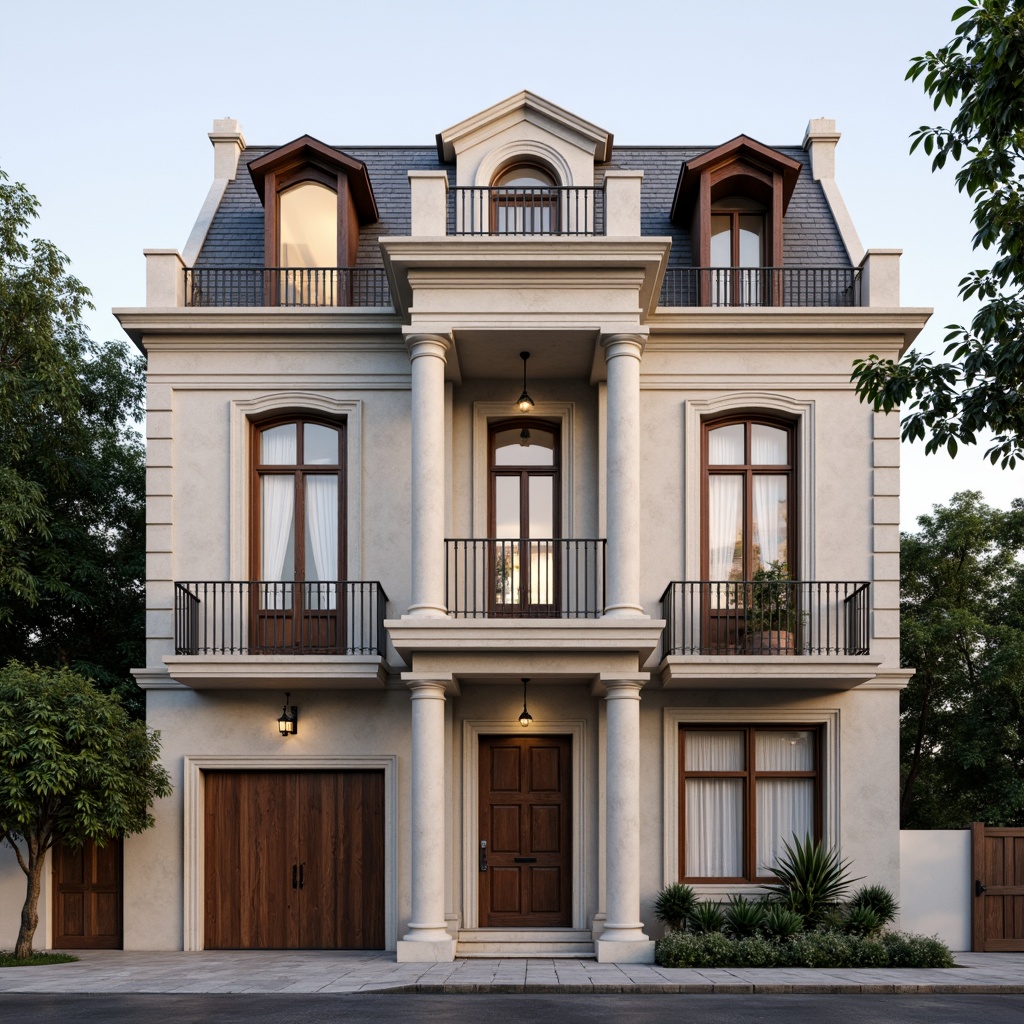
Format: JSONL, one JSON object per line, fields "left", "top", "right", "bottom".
{"left": 671, "top": 136, "right": 801, "bottom": 306}
{"left": 248, "top": 136, "right": 378, "bottom": 304}
{"left": 491, "top": 162, "right": 559, "bottom": 235}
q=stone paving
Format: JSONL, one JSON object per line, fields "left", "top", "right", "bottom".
{"left": 0, "top": 950, "right": 1022, "bottom": 994}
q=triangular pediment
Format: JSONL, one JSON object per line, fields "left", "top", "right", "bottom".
{"left": 437, "top": 90, "right": 613, "bottom": 164}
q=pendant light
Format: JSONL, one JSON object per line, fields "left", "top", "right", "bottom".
{"left": 516, "top": 351, "right": 535, "bottom": 412}
{"left": 518, "top": 678, "right": 533, "bottom": 728}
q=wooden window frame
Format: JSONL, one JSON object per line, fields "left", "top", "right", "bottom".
{"left": 490, "top": 163, "right": 560, "bottom": 236}
{"left": 679, "top": 723, "right": 823, "bottom": 884}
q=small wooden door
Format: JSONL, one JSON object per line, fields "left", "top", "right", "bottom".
{"left": 972, "top": 822, "right": 1024, "bottom": 951}
{"left": 52, "top": 838, "right": 123, "bottom": 949}
{"left": 204, "top": 770, "right": 384, "bottom": 949}
{"left": 479, "top": 735, "right": 572, "bottom": 927}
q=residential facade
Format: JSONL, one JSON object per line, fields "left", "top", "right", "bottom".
{"left": 10, "top": 92, "right": 928, "bottom": 961}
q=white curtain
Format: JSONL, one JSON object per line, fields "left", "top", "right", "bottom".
{"left": 757, "top": 779, "right": 814, "bottom": 875}
{"left": 684, "top": 731, "right": 744, "bottom": 878}
{"left": 685, "top": 730, "right": 744, "bottom": 770}
{"left": 755, "top": 731, "right": 813, "bottom": 770}
{"left": 305, "top": 476, "right": 338, "bottom": 610}
{"left": 751, "top": 475, "right": 785, "bottom": 570}
{"left": 260, "top": 427, "right": 296, "bottom": 610}
{"left": 708, "top": 477, "right": 742, "bottom": 584}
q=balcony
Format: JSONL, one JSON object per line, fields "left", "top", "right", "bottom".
{"left": 658, "top": 267, "right": 862, "bottom": 308}
{"left": 183, "top": 267, "right": 391, "bottom": 308}
{"left": 447, "top": 187, "right": 605, "bottom": 236}
{"left": 445, "top": 538, "right": 606, "bottom": 619}
{"left": 175, "top": 580, "right": 387, "bottom": 654}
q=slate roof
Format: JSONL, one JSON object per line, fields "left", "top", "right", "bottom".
{"left": 193, "top": 145, "right": 851, "bottom": 270}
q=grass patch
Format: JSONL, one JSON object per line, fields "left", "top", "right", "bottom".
{"left": 0, "top": 951, "right": 79, "bottom": 967}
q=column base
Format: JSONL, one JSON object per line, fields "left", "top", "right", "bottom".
{"left": 594, "top": 937, "right": 656, "bottom": 964}
{"left": 396, "top": 937, "right": 457, "bottom": 962}
{"left": 601, "top": 604, "right": 647, "bottom": 618}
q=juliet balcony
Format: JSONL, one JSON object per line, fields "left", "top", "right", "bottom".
{"left": 165, "top": 580, "right": 390, "bottom": 690}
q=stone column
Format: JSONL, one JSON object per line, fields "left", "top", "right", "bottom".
{"left": 396, "top": 678, "right": 456, "bottom": 962}
{"left": 602, "top": 333, "right": 646, "bottom": 618}
{"left": 407, "top": 333, "right": 451, "bottom": 618}
{"left": 595, "top": 678, "right": 654, "bottom": 963}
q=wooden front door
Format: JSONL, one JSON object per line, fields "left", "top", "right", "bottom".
{"left": 204, "top": 770, "right": 384, "bottom": 949}
{"left": 479, "top": 735, "right": 572, "bottom": 927}
{"left": 972, "top": 822, "right": 1024, "bottom": 951}
{"left": 52, "top": 838, "right": 123, "bottom": 949}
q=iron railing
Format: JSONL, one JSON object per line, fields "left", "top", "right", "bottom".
{"left": 448, "top": 187, "right": 604, "bottom": 236}
{"left": 445, "top": 538, "right": 606, "bottom": 618}
{"left": 660, "top": 580, "right": 870, "bottom": 656}
{"left": 183, "top": 267, "right": 392, "bottom": 307}
{"left": 174, "top": 581, "right": 388, "bottom": 655}
{"left": 658, "top": 267, "right": 862, "bottom": 308}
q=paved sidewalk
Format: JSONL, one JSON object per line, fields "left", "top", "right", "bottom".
{"left": 0, "top": 950, "right": 1022, "bottom": 995}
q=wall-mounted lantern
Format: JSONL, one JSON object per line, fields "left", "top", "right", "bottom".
{"left": 277, "top": 692, "right": 298, "bottom": 736}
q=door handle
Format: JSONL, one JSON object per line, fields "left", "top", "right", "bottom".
{"left": 976, "top": 879, "right": 987, "bottom": 897}
{"left": 292, "top": 864, "right": 297, "bottom": 890}
{"left": 479, "top": 840, "right": 487, "bottom": 872}
{"left": 299, "top": 863, "right": 305, "bottom": 889}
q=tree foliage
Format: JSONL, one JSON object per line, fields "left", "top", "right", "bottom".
{"left": 0, "top": 168, "right": 146, "bottom": 712}
{"left": 899, "top": 491, "right": 1024, "bottom": 827}
{"left": 852, "top": 1, "right": 1024, "bottom": 468}
{"left": 0, "top": 662, "right": 171, "bottom": 958}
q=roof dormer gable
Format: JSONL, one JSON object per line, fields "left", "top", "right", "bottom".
{"left": 436, "top": 90, "right": 613, "bottom": 187}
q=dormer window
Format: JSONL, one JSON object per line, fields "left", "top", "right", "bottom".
{"left": 492, "top": 163, "right": 558, "bottom": 235}
{"left": 710, "top": 197, "right": 766, "bottom": 305}
{"left": 248, "top": 136, "right": 378, "bottom": 305}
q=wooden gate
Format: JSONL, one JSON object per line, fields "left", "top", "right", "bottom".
{"left": 972, "top": 822, "right": 1024, "bottom": 951}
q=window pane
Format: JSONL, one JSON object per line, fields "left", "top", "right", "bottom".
{"left": 738, "top": 215, "right": 763, "bottom": 268}
{"left": 685, "top": 730, "right": 744, "bottom": 771}
{"left": 304, "top": 476, "right": 338, "bottom": 585}
{"left": 494, "top": 476, "right": 520, "bottom": 538}
{"left": 279, "top": 183, "right": 337, "bottom": 268}
{"left": 756, "top": 779, "right": 814, "bottom": 875}
{"left": 708, "top": 476, "right": 743, "bottom": 583}
{"left": 710, "top": 215, "right": 731, "bottom": 266}
{"left": 261, "top": 424, "right": 297, "bottom": 465}
{"left": 750, "top": 425, "right": 787, "bottom": 464}
{"left": 685, "top": 779, "right": 743, "bottom": 877}
{"left": 493, "top": 427, "right": 555, "bottom": 466}
{"left": 751, "top": 475, "right": 788, "bottom": 569}
{"left": 708, "top": 424, "right": 744, "bottom": 464}
{"left": 303, "top": 423, "right": 338, "bottom": 466}
{"left": 755, "top": 731, "right": 814, "bottom": 771}
{"left": 261, "top": 475, "right": 295, "bottom": 588}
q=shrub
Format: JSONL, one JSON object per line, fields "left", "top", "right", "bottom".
{"left": 689, "top": 901, "right": 727, "bottom": 934}
{"left": 843, "top": 904, "right": 885, "bottom": 937}
{"left": 653, "top": 882, "right": 698, "bottom": 933}
{"left": 732, "top": 935, "right": 782, "bottom": 967}
{"left": 849, "top": 884, "right": 899, "bottom": 928}
{"left": 881, "top": 932, "right": 956, "bottom": 969}
{"left": 761, "top": 904, "right": 804, "bottom": 940}
{"left": 762, "top": 835, "right": 860, "bottom": 928}
{"left": 724, "top": 895, "right": 766, "bottom": 938}
{"left": 656, "top": 930, "right": 736, "bottom": 968}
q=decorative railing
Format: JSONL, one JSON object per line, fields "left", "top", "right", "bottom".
{"left": 445, "top": 538, "right": 606, "bottom": 618}
{"left": 174, "top": 581, "right": 388, "bottom": 656}
{"left": 448, "top": 187, "right": 604, "bottom": 236}
{"left": 183, "top": 267, "right": 392, "bottom": 307}
{"left": 658, "top": 267, "right": 862, "bottom": 308}
{"left": 660, "top": 580, "right": 870, "bottom": 657}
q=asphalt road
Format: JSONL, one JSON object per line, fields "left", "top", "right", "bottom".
{"left": 2, "top": 994, "right": 1023, "bottom": 1024}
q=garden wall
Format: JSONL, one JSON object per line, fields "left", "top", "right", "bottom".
{"left": 899, "top": 830, "right": 970, "bottom": 950}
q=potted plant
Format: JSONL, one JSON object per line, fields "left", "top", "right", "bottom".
{"left": 744, "top": 560, "right": 802, "bottom": 654}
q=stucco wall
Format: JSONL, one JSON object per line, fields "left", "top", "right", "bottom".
{"left": 900, "top": 829, "right": 971, "bottom": 950}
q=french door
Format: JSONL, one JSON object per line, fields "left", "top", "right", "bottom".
{"left": 489, "top": 420, "right": 560, "bottom": 617}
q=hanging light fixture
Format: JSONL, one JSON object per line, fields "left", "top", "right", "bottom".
{"left": 518, "top": 678, "right": 533, "bottom": 728}
{"left": 277, "top": 692, "right": 298, "bottom": 736}
{"left": 516, "top": 351, "right": 535, "bottom": 412}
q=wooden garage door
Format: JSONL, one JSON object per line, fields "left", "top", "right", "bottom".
{"left": 972, "top": 822, "right": 1024, "bottom": 951}
{"left": 204, "top": 771, "right": 384, "bottom": 949}
{"left": 52, "top": 838, "right": 122, "bottom": 948}
{"left": 479, "top": 735, "right": 572, "bottom": 927}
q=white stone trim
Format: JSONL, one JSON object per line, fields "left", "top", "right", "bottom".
{"left": 472, "top": 139, "right": 574, "bottom": 188}
{"left": 230, "top": 393, "right": 363, "bottom": 580}
{"left": 182, "top": 753, "right": 398, "bottom": 951}
{"left": 472, "top": 401, "right": 574, "bottom": 538}
{"left": 683, "top": 393, "right": 815, "bottom": 582}
{"left": 461, "top": 719, "right": 587, "bottom": 930}
{"left": 661, "top": 707, "right": 840, "bottom": 898}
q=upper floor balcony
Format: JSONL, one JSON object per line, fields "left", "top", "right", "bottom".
{"left": 183, "top": 266, "right": 392, "bottom": 308}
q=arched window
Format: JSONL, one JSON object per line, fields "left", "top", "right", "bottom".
{"left": 491, "top": 163, "right": 559, "bottom": 235}
{"left": 251, "top": 416, "right": 345, "bottom": 650}
{"left": 278, "top": 182, "right": 338, "bottom": 269}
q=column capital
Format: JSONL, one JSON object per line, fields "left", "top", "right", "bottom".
{"left": 403, "top": 676, "right": 451, "bottom": 700}
{"left": 405, "top": 332, "right": 452, "bottom": 362}
{"left": 600, "top": 333, "right": 647, "bottom": 362}
{"left": 600, "top": 677, "right": 646, "bottom": 701}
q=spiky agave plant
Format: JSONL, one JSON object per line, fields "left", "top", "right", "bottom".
{"left": 848, "top": 884, "right": 899, "bottom": 928}
{"left": 688, "top": 900, "right": 727, "bottom": 934}
{"left": 762, "top": 835, "right": 861, "bottom": 929}
{"left": 653, "top": 882, "right": 699, "bottom": 933}
{"left": 724, "top": 895, "right": 767, "bottom": 938}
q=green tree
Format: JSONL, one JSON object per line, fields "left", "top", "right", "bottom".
{"left": 0, "top": 662, "right": 171, "bottom": 958}
{"left": 852, "top": 1, "right": 1024, "bottom": 468}
{"left": 899, "top": 491, "right": 1024, "bottom": 827}
{"left": 0, "top": 168, "right": 146, "bottom": 712}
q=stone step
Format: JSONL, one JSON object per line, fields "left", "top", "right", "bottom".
{"left": 456, "top": 928, "right": 595, "bottom": 959}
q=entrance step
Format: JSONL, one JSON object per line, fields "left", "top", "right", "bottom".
{"left": 456, "top": 928, "right": 595, "bottom": 959}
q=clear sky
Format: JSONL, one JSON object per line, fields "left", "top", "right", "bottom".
{"left": 1, "top": 0, "right": 1018, "bottom": 530}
